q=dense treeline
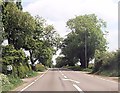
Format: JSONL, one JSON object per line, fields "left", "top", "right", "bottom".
{"left": 56, "top": 14, "right": 107, "bottom": 68}
{"left": 55, "top": 14, "right": 119, "bottom": 77}
{"left": 0, "top": 0, "right": 61, "bottom": 78}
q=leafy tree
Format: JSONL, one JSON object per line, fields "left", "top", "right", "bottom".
{"left": 2, "top": 2, "right": 36, "bottom": 49}
{"left": 1, "top": 1, "right": 62, "bottom": 71}
{"left": 22, "top": 16, "right": 61, "bottom": 69}
{"left": 2, "top": 44, "right": 30, "bottom": 77}
{"left": 55, "top": 56, "right": 68, "bottom": 68}
{"left": 61, "top": 14, "right": 107, "bottom": 68}
{"left": 16, "top": 0, "right": 22, "bottom": 10}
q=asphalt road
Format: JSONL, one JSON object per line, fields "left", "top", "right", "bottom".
{"left": 19, "top": 68, "right": 119, "bottom": 93}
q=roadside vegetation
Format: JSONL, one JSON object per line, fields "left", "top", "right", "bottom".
{"left": 92, "top": 50, "right": 119, "bottom": 77}
{"left": 0, "top": 0, "right": 61, "bottom": 92}
{"left": 55, "top": 14, "right": 119, "bottom": 77}
{"left": 0, "top": 0, "right": 119, "bottom": 92}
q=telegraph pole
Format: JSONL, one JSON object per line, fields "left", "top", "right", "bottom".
{"left": 85, "top": 28, "right": 87, "bottom": 68}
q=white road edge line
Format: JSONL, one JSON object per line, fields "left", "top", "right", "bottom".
{"left": 19, "top": 69, "right": 49, "bottom": 93}
{"left": 84, "top": 74, "right": 118, "bottom": 84}
{"left": 73, "top": 84, "right": 84, "bottom": 93}
{"left": 86, "top": 74, "right": 117, "bottom": 84}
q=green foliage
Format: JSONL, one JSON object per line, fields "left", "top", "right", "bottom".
{"left": 0, "top": 73, "right": 13, "bottom": 92}
{"left": 16, "top": 0, "right": 23, "bottom": 10}
{"left": 2, "top": 2, "right": 36, "bottom": 49}
{"left": 17, "top": 64, "right": 26, "bottom": 78}
{"left": 2, "top": 45, "right": 32, "bottom": 78}
{"left": 67, "top": 66, "right": 82, "bottom": 71}
{"left": 1, "top": 0, "right": 61, "bottom": 74}
{"left": 25, "top": 71, "right": 38, "bottom": 78}
{"left": 93, "top": 49, "right": 120, "bottom": 77}
{"left": 22, "top": 16, "right": 61, "bottom": 68}
{"left": 0, "top": 12, "right": 4, "bottom": 45}
{"left": 36, "top": 64, "right": 46, "bottom": 72}
{"left": 7, "top": 75, "right": 22, "bottom": 88}
{"left": 55, "top": 56, "right": 68, "bottom": 68}
{"left": 1, "top": 73, "right": 23, "bottom": 92}
{"left": 61, "top": 14, "right": 107, "bottom": 68}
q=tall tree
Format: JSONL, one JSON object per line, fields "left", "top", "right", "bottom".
{"left": 23, "top": 16, "right": 61, "bottom": 69}
{"left": 2, "top": 2, "right": 36, "bottom": 49}
{"left": 2, "top": 1, "right": 62, "bottom": 70}
{"left": 61, "top": 14, "right": 107, "bottom": 68}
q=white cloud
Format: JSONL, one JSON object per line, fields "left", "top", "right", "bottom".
{"left": 107, "top": 27, "right": 118, "bottom": 51}
{"left": 23, "top": 0, "right": 118, "bottom": 51}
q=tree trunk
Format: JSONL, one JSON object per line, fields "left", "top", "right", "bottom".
{"left": 29, "top": 50, "right": 36, "bottom": 71}
{"left": 68, "top": 61, "right": 75, "bottom": 66}
{"left": 80, "top": 58, "right": 86, "bottom": 68}
{"left": 87, "top": 59, "right": 89, "bottom": 68}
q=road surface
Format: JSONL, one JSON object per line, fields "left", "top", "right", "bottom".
{"left": 19, "top": 68, "right": 119, "bottom": 93}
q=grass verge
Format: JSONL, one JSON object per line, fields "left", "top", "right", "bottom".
{"left": 1, "top": 71, "right": 39, "bottom": 92}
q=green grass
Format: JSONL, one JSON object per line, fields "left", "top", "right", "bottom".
{"left": 2, "top": 75, "right": 23, "bottom": 93}
{"left": 1, "top": 71, "right": 39, "bottom": 92}
{"left": 81, "top": 68, "right": 93, "bottom": 72}
{"left": 26, "top": 71, "right": 38, "bottom": 78}
{"left": 8, "top": 75, "right": 23, "bottom": 89}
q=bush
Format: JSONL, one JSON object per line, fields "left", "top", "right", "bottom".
{"left": 92, "top": 50, "right": 119, "bottom": 77}
{"left": 17, "top": 65, "right": 26, "bottom": 78}
{"left": 67, "top": 66, "right": 82, "bottom": 71}
{"left": 36, "top": 64, "right": 46, "bottom": 72}
{"left": 8, "top": 75, "right": 22, "bottom": 88}
{"left": 0, "top": 73, "right": 13, "bottom": 92}
{"left": 2, "top": 45, "right": 31, "bottom": 78}
{"left": 12, "top": 65, "right": 18, "bottom": 77}
{"left": 0, "top": 73, "right": 23, "bottom": 92}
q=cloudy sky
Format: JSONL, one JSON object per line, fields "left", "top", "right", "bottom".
{"left": 22, "top": 0, "right": 118, "bottom": 52}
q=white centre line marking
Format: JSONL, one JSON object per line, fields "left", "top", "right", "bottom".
{"left": 59, "top": 71, "right": 62, "bottom": 73}
{"left": 73, "top": 84, "right": 84, "bottom": 93}
{"left": 64, "top": 76, "right": 67, "bottom": 78}
{"left": 62, "top": 78, "right": 80, "bottom": 84}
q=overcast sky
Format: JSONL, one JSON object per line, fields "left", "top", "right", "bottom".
{"left": 22, "top": 0, "right": 118, "bottom": 52}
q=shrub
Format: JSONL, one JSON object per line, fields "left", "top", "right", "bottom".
{"left": 67, "top": 66, "right": 82, "bottom": 71}
{"left": 12, "top": 65, "right": 18, "bottom": 77}
{"left": 2, "top": 45, "right": 30, "bottom": 78}
{"left": 17, "top": 65, "right": 26, "bottom": 78}
{"left": 93, "top": 50, "right": 119, "bottom": 77}
{"left": 36, "top": 64, "right": 46, "bottom": 72}
{"left": 7, "top": 75, "right": 22, "bottom": 87}
{"left": 0, "top": 73, "right": 13, "bottom": 92}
